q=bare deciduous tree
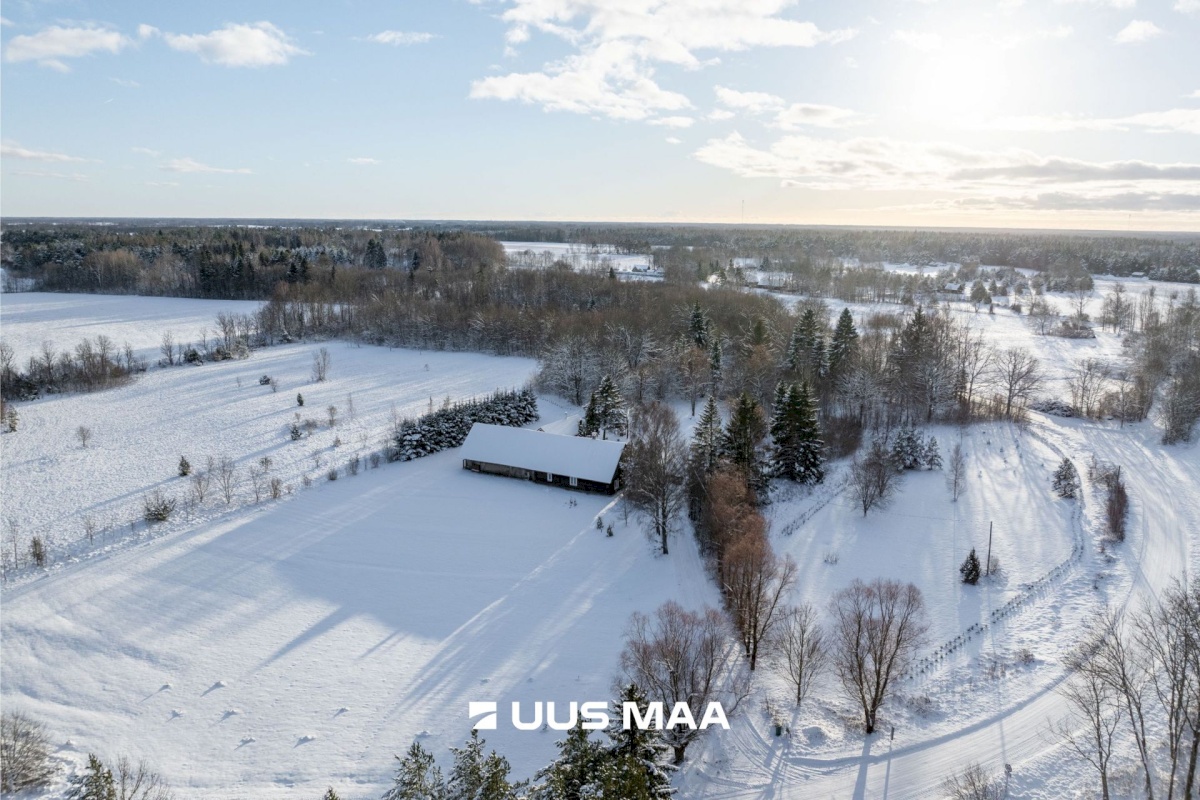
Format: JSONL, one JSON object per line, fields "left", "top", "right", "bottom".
{"left": 115, "top": 756, "right": 175, "bottom": 800}
{"left": 829, "top": 578, "right": 928, "bottom": 734}
{"left": 159, "top": 331, "right": 175, "bottom": 366}
{"left": 849, "top": 438, "right": 897, "bottom": 517}
{"left": 312, "top": 347, "right": 331, "bottom": 382}
{"left": 215, "top": 455, "right": 237, "bottom": 505}
{"left": 1069, "top": 359, "right": 1112, "bottom": 418}
{"left": 774, "top": 603, "right": 826, "bottom": 708}
{"left": 623, "top": 402, "right": 688, "bottom": 555}
{"left": 190, "top": 459, "right": 212, "bottom": 504}
{"left": 722, "top": 530, "right": 797, "bottom": 671}
{"left": 1, "top": 710, "right": 55, "bottom": 792}
{"left": 620, "top": 601, "right": 746, "bottom": 764}
{"left": 76, "top": 425, "right": 92, "bottom": 448}
{"left": 993, "top": 347, "right": 1042, "bottom": 420}
{"left": 1056, "top": 633, "right": 1124, "bottom": 800}
{"left": 948, "top": 441, "right": 967, "bottom": 501}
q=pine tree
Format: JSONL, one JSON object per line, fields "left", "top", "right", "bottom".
{"left": 178, "top": 456, "right": 192, "bottom": 477}
{"left": 66, "top": 754, "right": 115, "bottom": 800}
{"left": 960, "top": 548, "right": 982, "bottom": 585}
{"left": 324, "top": 789, "right": 342, "bottom": 800}
{"left": 1053, "top": 458, "right": 1078, "bottom": 498}
{"left": 383, "top": 741, "right": 445, "bottom": 800}
{"left": 603, "top": 684, "right": 675, "bottom": 798}
{"left": 828, "top": 308, "right": 859, "bottom": 381}
{"left": 529, "top": 725, "right": 607, "bottom": 800}
{"left": 290, "top": 422, "right": 303, "bottom": 441}
{"left": 690, "top": 396, "right": 723, "bottom": 476}
{"left": 923, "top": 437, "right": 942, "bottom": 470}
{"left": 297, "top": 393, "right": 305, "bottom": 407}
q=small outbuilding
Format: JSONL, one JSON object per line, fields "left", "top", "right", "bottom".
{"left": 460, "top": 423, "right": 626, "bottom": 494}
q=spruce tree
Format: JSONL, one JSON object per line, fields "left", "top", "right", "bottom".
{"left": 383, "top": 741, "right": 446, "bottom": 800}
{"left": 446, "top": 732, "right": 517, "bottom": 800}
{"left": 828, "top": 308, "right": 859, "bottom": 380}
{"left": 1053, "top": 458, "right": 1078, "bottom": 498}
{"left": 297, "top": 393, "right": 305, "bottom": 407}
{"left": 960, "top": 548, "right": 982, "bottom": 585}
{"left": 178, "top": 455, "right": 192, "bottom": 477}
{"left": 577, "top": 394, "right": 600, "bottom": 438}
{"left": 687, "top": 303, "right": 710, "bottom": 349}
{"left": 792, "top": 382, "right": 826, "bottom": 485}
{"left": 690, "top": 396, "right": 723, "bottom": 476}
{"left": 66, "top": 754, "right": 115, "bottom": 800}
{"left": 603, "top": 684, "right": 675, "bottom": 798}
{"left": 923, "top": 437, "right": 942, "bottom": 470}
{"left": 890, "top": 425, "right": 925, "bottom": 471}
{"left": 529, "top": 725, "right": 607, "bottom": 800}
{"left": 324, "top": 789, "right": 341, "bottom": 800}
{"left": 708, "top": 338, "right": 723, "bottom": 395}
{"left": 721, "top": 392, "right": 765, "bottom": 487}
{"left": 594, "top": 375, "right": 627, "bottom": 439}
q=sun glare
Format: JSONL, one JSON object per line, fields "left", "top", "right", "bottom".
{"left": 906, "top": 43, "right": 1014, "bottom": 123}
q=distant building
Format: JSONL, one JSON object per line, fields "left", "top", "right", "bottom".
{"left": 460, "top": 423, "right": 626, "bottom": 494}
{"left": 1130, "top": 271, "right": 1146, "bottom": 279}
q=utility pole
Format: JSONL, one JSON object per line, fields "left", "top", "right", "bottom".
{"left": 985, "top": 521, "right": 993, "bottom": 577}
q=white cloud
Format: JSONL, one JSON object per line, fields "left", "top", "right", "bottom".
{"left": 892, "top": 29, "right": 942, "bottom": 52}
{"left": 774, "top": 103, "right": 865, "bottom": 129}
{"left": 1056, "top": 0, "right": 1136, "bottom": 7}
{"left": 4, "top": 24, "right": 130, "bottom": 71}
{"left": 163, "top": 22, "right": 307, "bottom": 67}
{"left": 131, "top": 146, "right": 161, "bottom": 156}
{"left": 708, "top": 108, "right": 736, "bottom": 121}
{"left": 648, "top": 116, "right": 695, "bottom": 128}
{"left": 691, "top": 131, "right": 1200, "bottom": 201}
{"left": 145, "top": 181, "right": 180, "bottom": 187}
{"left": 162, "top": 157, "right": 252, "bottom": 174}
{"left": 0, "top": 16, "right": 13, "bottom": 27}
{"left": 472, "top": 1, "right": 856, "bottom": 121}
{"left": 1114, "top": 20, "right": 1163, "bottom": 43}
{"left": 1188, "top": 90, "right": 1200, "bottom": 99}
{"left": 665, "top": 136, "right": 683, "bottom": 145}
{"left": 110, "top": 77, "right": 140, "bottom": 88}
{"left": 12, "top": 170, "right": 89, "bottom": 182}
{"left": 470, "top": 41, "right": 691, "bottom": 121}
{"left": 365, "top": 31, "right": 434, "bottom": 46}
{"left": 348, "top": 157, "right": 381, "bottom": 165}
{"left": 137, "top": 24, "right": 158, "bottom": 39}
{"left": 1176, "top": 0, "right": 1200, "bottom": 10}
{"left": 991, "top": 108, "right": 1200, "bottom": 134}
{"left": 715, "top": 85, "right": 784, "bottom": 113}
{"left": 1, "top": 141, "right": 87, "bottom": 162}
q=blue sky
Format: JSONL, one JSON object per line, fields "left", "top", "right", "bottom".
{"left": 1, "top": 0, "right": 1197, "bottom": 230}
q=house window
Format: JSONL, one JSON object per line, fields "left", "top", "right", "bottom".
{"left": 546, "top": 473, "right": 553, "bottom": 482}
{"left": 569, "top": 476, "right": 578, "bottom": 488}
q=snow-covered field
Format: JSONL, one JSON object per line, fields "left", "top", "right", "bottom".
{"left": 0, "top": 293, "right": 266, "bottom": 364}
{"left": 2, "top": 288, "right": 1197, "bottom": 798}
{"left": 501, "top": 241, "right": 659, "bottom": 278}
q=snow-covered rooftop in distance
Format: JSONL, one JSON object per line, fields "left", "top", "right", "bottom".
{"left": 460, "top": 423, "right": 625, "bottom": 483}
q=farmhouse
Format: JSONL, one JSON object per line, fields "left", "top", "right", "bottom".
{"left": 460, "top": 423, "right": 626, "bottom": 494}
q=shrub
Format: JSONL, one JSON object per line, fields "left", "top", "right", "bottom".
{"left": 143, "top": 489, "right": 177, "bottom": 523}
{"left": 327, "top": 468, "right": 338, "bottom": 482}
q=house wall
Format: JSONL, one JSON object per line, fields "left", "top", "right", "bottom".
{"left": 462, "top": 459, "right": 617, "bottom": 494}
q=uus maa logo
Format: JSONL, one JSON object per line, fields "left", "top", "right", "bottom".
{"left": 468, "top": 700, "right": 729, "bottom": 731}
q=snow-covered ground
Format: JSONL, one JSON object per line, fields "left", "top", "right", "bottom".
{"left": 501, "top": 241, "right": 660, "bottom": 278}
{"left": 2, "top": 289, "right": 1197, "bottom": 798}
{"left": 0, "top": 292, "right": 266, "bottom": 365}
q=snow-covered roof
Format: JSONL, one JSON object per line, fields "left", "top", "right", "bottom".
{"left": 460, "top": 423, "right": 626, "bottom": 484}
